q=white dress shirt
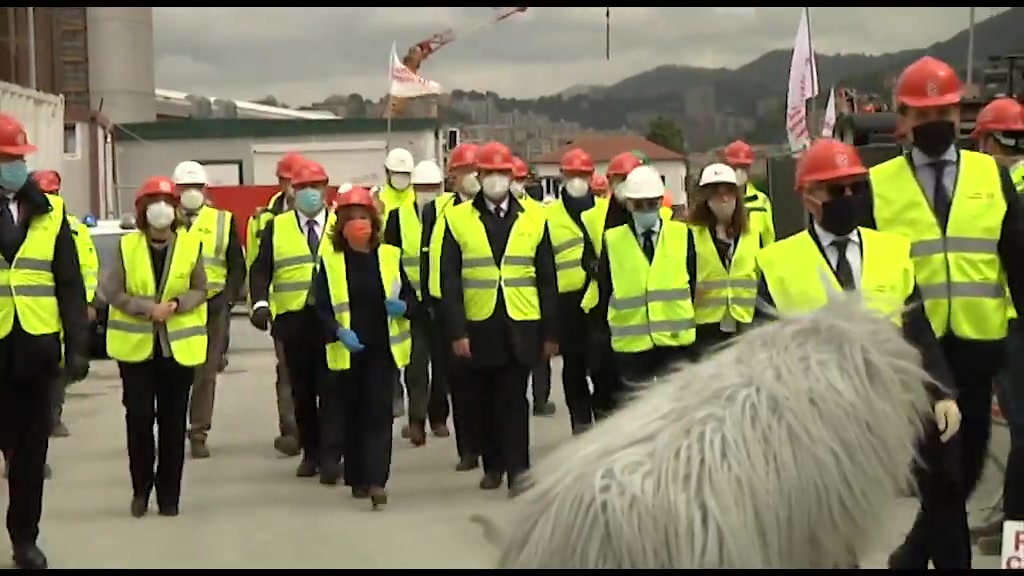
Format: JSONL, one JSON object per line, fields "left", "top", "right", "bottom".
{"left": 813, "top": 221, "right": 862, "bottom": 290}
{"left": 0, "top": 193, "right": 19, "bottom": 222}
{"left": 484, "top": 195, "right": 511, "bottom": 216}
{"left": 252, "top": 209, "right": 327, "bottom": 311}
{"left": 633, "top": 216, "right": 662, "bottom": 247}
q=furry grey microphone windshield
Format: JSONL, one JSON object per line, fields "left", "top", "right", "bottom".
{"left": 472, "top": 294, "right": 935, "bottom": 569}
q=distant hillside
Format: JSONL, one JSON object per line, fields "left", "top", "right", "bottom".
{"left": 459, "top": 7, "right": 1024, "bottom": 149}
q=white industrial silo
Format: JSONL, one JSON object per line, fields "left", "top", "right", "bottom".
{"left": 86, "top": 7, "right": 156, "bottom": 124}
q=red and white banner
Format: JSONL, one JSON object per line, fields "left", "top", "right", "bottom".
{"left": 821, "top": 87, "right": 837, "bottom": 138}
{"left": 785, "top": 7, "right": 819, "bottom": 152}
{"left": 389, "top": 42, "right": 442, "bottom": 99}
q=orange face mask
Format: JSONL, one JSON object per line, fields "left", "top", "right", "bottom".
{"left": 343, "top": 218, "right": 373, "bottom": 251}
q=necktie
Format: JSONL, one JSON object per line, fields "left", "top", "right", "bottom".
{"left": 494, "top": 206, "right": 504, "bottom": 219}
{"left": 931, "top": 161, "right": 951, "bottom": 230}
{"left": 306, "top": 219, "right": 319, "bottom": 255}
{"left": 642, "top": 229, "right": 656, "bottom": 263}
{"left": 0, "top": 196, "right": 15, "bottom": 251}
{"left": 831, "top": 238, "right": 856, "bottom": 290}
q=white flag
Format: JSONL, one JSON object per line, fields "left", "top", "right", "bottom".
{"left": 821, "top": 87, "right": 837, "bottom": 137}
{"left": 388, "top": 42, "right": 442, "bottom": 98}
{"left": 785, "top": 8, "right": 819, "bottom": 152}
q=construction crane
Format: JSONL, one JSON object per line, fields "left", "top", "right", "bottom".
{"left": 386, "top": 7, "right": 529, "bottom": 118}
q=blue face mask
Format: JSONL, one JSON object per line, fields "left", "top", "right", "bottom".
{"left": 633, "top": 210, "right": 660, "bottom": 231}
{"left": 294, "top": 187, "right": 324, "bottom": 215}
{"left": 0, "top": 160, "right": 29, "bottom": 193}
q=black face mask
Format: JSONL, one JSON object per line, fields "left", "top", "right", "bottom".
{"left": 912, "top": 120, "right": 957, "bottom": 158}
{"left": 819, "top": 193, "right": 866, "bottom": 237}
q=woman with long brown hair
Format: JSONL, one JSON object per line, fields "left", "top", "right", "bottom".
{"left": 102, "top": 175, "right": 208, "bottom": 518}
{"left": 688, "top": 163, "right": 760, "bottom": 353}
{"left": 312, "top": 186, "right": 416, "bottom": 509}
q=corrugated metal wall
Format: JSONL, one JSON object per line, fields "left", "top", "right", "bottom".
{"left": 0, "top": 80, "right": 65, "bottom": 172}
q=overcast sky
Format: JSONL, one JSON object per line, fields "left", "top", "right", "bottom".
{"left": 153, "top": 7, "right": 1006, "bottom": 106}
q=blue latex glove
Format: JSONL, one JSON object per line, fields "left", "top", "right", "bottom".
{"left": 384, "top": 298, "right": 407, "bottom": 317}
{"left": 336, "top": 328, "right": 365, "bottom": 352}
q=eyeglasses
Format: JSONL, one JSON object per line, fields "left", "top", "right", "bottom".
{"left": 823, "top": 179, "right": 871, "bottom": 199}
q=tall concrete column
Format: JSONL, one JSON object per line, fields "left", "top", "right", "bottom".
{"left": 87, "top": 7, "right": 155, "bottom": 124}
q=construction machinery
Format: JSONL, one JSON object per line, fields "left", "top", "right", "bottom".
{"left": 386, "top": 7, "right": 528, "bottom": 119}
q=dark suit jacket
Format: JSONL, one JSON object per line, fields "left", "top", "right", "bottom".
{"left": 0, "top": 178, "right": 88, "bottom": 379}
{"left": 248, "top": 213, "right": 320, "bottom": 340}
{"left": 440, "top": 193, "right": 558, "bottom": 367}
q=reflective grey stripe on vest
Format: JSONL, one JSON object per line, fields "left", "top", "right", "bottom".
{"left": 331, "top": 302, "right": 351, "bottom": 315}
{"left": 609, "top": 288, "right": 695, "bottom": 338}
{"left": 402, "top": 256, "right": 420, "bottom": 269}
{"left": 610, "top": 319, "right": 696, "bottom": 338}
{"left": 390, "top": 329, "right": 411, "bottom": 347}
{"left": 108, "top": 320, "right": 204, "bottom": 342}
{"left": 273, "top": 254, "right": 316, "bottom": 293}
{"left": 553, "top": 237, "right": 584, "bottom": 272}
{"left": 202, "top": 211, "right": 229, "bottom": 269}
{"left": 695, "top": 279, "right": 758, "bottom": 308}
{"left": 909, "top": 236, "right": 1004, "bottom": 301}
{"left": 461, "top": 255, "right": 535, "bottom": 288}
{"left": 0, "top": 258, "right": 56, "bottom": 297}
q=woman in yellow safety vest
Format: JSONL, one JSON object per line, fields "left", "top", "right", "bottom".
{"left": 102, "top": 175, "right": 208, "bottom": 519}
{"left": 311, "top": 186, "right": 416, "bottom": 510}
{"left": 688, "top": 163, "right": 759, "bottom": 354}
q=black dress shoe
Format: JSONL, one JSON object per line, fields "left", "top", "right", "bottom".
{"left": 130, "top": 496, "right": 148, "bottom": 518}
{"left": 507, "top": 475, "right": 528, "bottom": 498}
{"left": 532, "top": 401, "right": 556, "bottom": 417}
{"left": 158, "top": 505, "right": 179, "bottom": 517}
{"left": 319, "top": 463, "right": 342, "bottom": 485}
{"left": 455, "top": 455, "right": 479, "bottom": 472}
{"left": 295, "top": 459, "right": 319, "bottom": 478}
{"left": 12, "top": 543, "right": 47, "bottom": 569}
{"left": 351, "top": 486, "right": 370, "bottom": 499}
{"left": 479, "top": 473, "right": 504, "bottom": 490}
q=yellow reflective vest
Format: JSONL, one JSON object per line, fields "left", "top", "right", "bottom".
{"left": 0, "top": 194, "right": 64, "bottom": 338}
{"left": 246, "top": 191, "right": 285, "bottom": 270}
{"left": 106, "top": 231, "right": 208, "bottom": 366}
{"left": 322, "top": 244, "right": 412, "bottom": 371}
{"left": 427, "top": 193, "right": 457, "bottom": 299}
{"left": 604, "top": 218, "right": 696, "bottom": 353}
{"left": 869, "top": 151, "right": 1007, "bottom": 340}
{"left": 756, "top": 228, "right": 915, "bottom": 325}
{"left": 579, "top": 198, "right": 611, "bottom": 312}
{"left": 691, "top": 225, "right": 759, "bottom": 325}
{"left": 445, "top": 200, "right": 545, "bottom": 322}
{"left": 744, "top": 184, "right": 775, "bottom": 247}
{"left": 1010, "top": 163, "right": 1024, "bottom": 320}
{"left": 379, "top": 184, "right": 422, "bottom": 300}
{"left": 185, "top": 205, "right": 232, "bottom": 297}
{"left": 269, "top": 212, "right": 335, "bottom": 318}
{"left": 545, "top": 199, "right": 587, "bottom": 293}
{"left": 67, "top": 213, "right": 99, "bottom": 302}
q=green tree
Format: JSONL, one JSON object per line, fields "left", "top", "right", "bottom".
{"left": 646, "top": 116, "right": 686, "bottom": 154}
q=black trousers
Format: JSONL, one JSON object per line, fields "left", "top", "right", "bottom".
{"left": 119, "top": 356, "right": 194, "bottom": 509}
{"left": 477, "top": 362, "right": 530, "bottom": 479}
{"left": 281, "top": 310, "right": 328, "bottom": 462}
{"left": 425, "top": 316, "right": 451, "bottom": 427}
{"left": 337, "top": 346, "right": 396, "bottom": 488}
{"left": 0, "top": 342, "right": 53, "bottom": 545}
{"left": 530, "top": 358, "right": 551, "bottom": 404}
{"left": 585, "top": 323, "right": 625, "bottom": 421}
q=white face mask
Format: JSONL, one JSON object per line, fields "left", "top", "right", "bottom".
{"left": 709, "top": 198, "right": 737, "bottom": 222}
{"left": 145, "top": 201, "right": 176, "bottom": 230}
{"left": 734, "top": 169, "right": 749, "bottom": 187}
{"left": 179, "top": 188, "right": 205, "bottom": 212}
{"left": 509, "top": 181, "right": 526, "bottom": 198}
{"left": 389, "top": 173, "right": 412, "bottom": 191}
{"left": 459, "top": 173, "right": 481, "bottom": 197}
{"left": 563, "top": 177, "right": 589, "bottom": 199}
{"left": 481, "top": 174, "right": 510, "bottom": 201}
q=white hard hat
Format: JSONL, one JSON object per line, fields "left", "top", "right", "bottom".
{"left": 621, "top": 165, "right": 665, "bottom": 200}
{"left": 384, "top": 148, "right": 415, "bottom": 173}
{"left": 411, "top": 160, "right": 443, "bottom": 185}
{"left": 172, "top": 160, "right": 208, "bottom": 186}
{"left": 698, "top": 163, "right": 738, "bottom": 186}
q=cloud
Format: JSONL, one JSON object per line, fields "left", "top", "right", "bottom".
{"left": 154, "top": 7, "right": 1007, "bottom": 105}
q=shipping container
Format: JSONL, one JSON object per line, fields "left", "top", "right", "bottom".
{"left": 0, "top": 81, "right": 65, "bottom": 173}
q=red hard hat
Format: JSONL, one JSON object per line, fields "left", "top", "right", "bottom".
{"left": 590, "top": 174, "right": 609, "bottom": 192}
{"left": 795, "top": 138, "right": 868, "bottom": 189}
{"left": 135, "top": 176, "right": 176, "bottom": 206}
{"left": 0, "top": 114, "right": 37, "bottom": 157}
{"left": 32, "top": 170, "right": 61, "bottom": 194}
{"left": 560, "top": 148, "right": 594, "bottom": 173}
{"left": 276, "top": 152, "right": 305, "bottom": 179}
{"left": 511, "top": 156, "right": 530, "bottom": 179}
{"left": 476, "top": 141, "right": 514, "bottom": 171}
{"left": 895, "top": 56, "right": 962, "bottom": 108}
{"left": 606, "top": 152, "right": 643, "bottom": 177}
{"left": 971, "top": 97, "right": 1024, "bottom": 138}
{"left": 291, "top": 160, "right": 329, "bottom": 187}
{"left": 336, "top": 186, "right": 377, "bottom": 213}
{"left": 724, "top": 140, "right": 754, "bottom": 167}
{"left": 449, "top": 143, "right": 478, "bottom": 171}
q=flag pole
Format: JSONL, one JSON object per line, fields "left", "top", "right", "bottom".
{"left": 605, "top": 8, "right": 611, "bottom": 61}
{"left": 386, "top": 42, "right": 394, "bottom": 152}
{"left": 804, "top": 7, "right": 818, "bottom": 141}
{"left": 966, "top": 7, "right": 977, "bottom": 85}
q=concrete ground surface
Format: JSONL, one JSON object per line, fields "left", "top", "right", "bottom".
{"left": 0, "top": 318, "right": 1008, "bottom": 568}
